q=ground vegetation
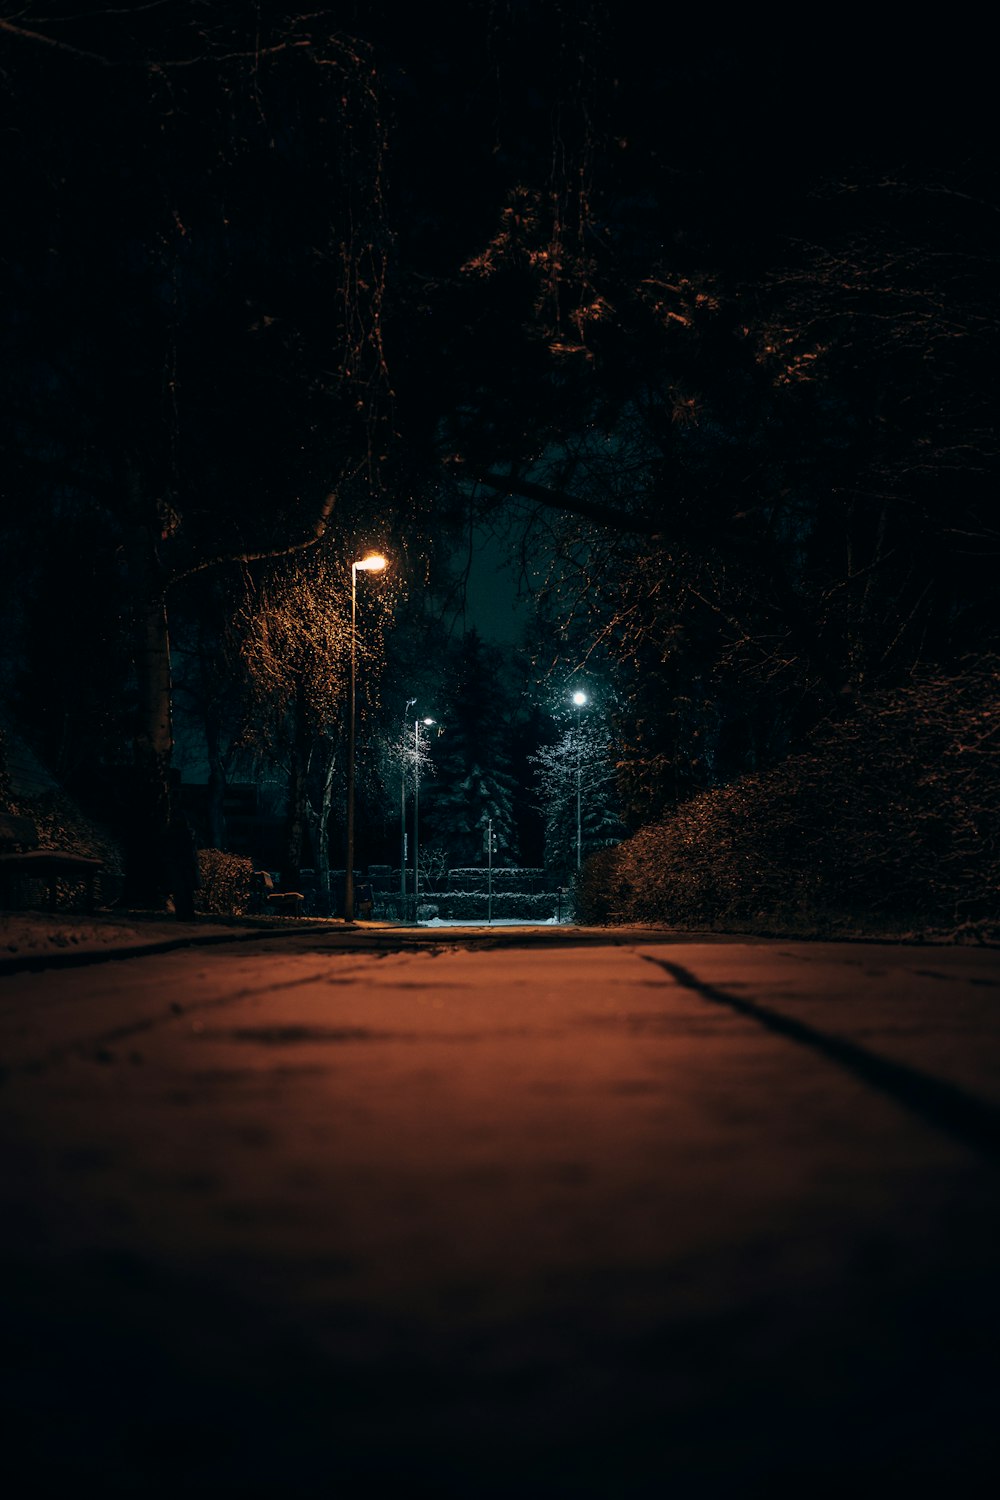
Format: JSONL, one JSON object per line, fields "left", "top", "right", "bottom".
{"left": 577, "top": 657, "right": 1000, "bottom": 939}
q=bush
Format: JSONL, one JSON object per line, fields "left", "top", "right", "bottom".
{"left": 575, "top": 850, "right": 622, "bottom": 925}
{"left": 441, "top": 890, "right": 560, "bottom": 921}
{"left": 197, "top": 848, "right": 253, "bottom": 916}
{"left": 13, "top": 788, "right": 124, "bottom": 908}
{"left": 576, "top": 657, "right": 1000, "bottom": 936}
{"left": 374, "top": 887, "right": 569, "bottom": 922}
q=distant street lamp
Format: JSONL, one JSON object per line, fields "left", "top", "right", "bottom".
{"left": 344, "top": 552, "right": 387, "bottom": 921}
{"left": 413, "top": 716, "right": 435, "bottom": 922}
{"left": 572, "top": 690, "right": 588, "bottom": 872}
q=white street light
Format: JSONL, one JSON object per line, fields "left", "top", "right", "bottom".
{"left": 413, "top": 716, "right": 436, "bottom": 922}
{"left": 345, "top": 553, "right": 387, "bottom": 921}
{"left": 572, "top": 690, "right": 588, "bottom": 871}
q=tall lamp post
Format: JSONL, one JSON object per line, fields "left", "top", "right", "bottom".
{"left": 344, "top": 552, "right": 387, "bottom": 921}
{"left": 572, "top": 690, "right": 588, "bottom": 872}
{"left": 413, "top": 716, "right": 435, "bottom": 922}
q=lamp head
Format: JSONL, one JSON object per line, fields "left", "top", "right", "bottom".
{"left": 354, "top": 553, "right": 388, "bottom": 573}
{"left": 572, "top": 691, "right": 588, "bottom": 707}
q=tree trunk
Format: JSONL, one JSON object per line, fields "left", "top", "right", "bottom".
{"left": 317, "top": 744, "right": 336, "bottom": 911}
{"left": 122, "top": 498, "right": 173, "bottom": 908}
{"left": 204, "top": 716, "right": 227, "bottom": 851}
{"left": 281, "top": 685, "right": 309, "bottom": 892}
{"left": 302, "top": 745, "right": 335, "bottom": 915}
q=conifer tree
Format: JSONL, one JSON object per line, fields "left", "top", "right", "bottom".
{"left": 426, "top": 632, "right": 518, "bottom": 867}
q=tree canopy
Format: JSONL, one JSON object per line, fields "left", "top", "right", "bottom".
{"left": 2, "top": 4, "right": 996, "bottom": 898}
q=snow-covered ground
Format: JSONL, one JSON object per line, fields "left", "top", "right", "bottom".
{"left": 0, "top": 908, "right": 343, "bottom": 965}
{"left": 0, "top": 909, "right": 240, "bottom": 961}
{"left": 0, "top": 909, "right": 568, "bottom": 966}
{"left": 422, "top": 916, "right": 567, "bottom": 928}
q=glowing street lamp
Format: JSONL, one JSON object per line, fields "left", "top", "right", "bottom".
{"left": 345, "top": 552, "right": 387, "bottom": 922}
{"left": 572, "top": 690, "right": 588, "bottom": 871}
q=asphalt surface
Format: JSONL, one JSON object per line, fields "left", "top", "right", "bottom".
{"left": 2, "top": 930, "right": 999, "bottom": 1497}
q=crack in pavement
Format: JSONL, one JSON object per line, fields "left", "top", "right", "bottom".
{"left": 641, "top": 954, "right": 1000, "bottom": 1168}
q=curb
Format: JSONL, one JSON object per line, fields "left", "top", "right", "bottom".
{"left": 5, "top": 921, "right": 988, "bottom": 979}
{"left": 0, "top": 919, "right": 353, "bottom": 977}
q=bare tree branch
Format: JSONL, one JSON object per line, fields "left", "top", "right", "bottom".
{"left": 467, "top": 465, "right": 662, "bottom": 537}
{"left": 166, "top": 487, "right": 339, "bottom": 588}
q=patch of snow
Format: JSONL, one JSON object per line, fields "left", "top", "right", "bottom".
{"left": 0, "top": 910, "right": 234, "bottom": 961}
{"left": 420, "top": 917, "right": 571, "bottom": 928}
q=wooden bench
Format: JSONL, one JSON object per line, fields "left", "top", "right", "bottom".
{"left": 249, "top": 869, "right": 305, "bottom": 917}
{"left": 0, "top": 813, "right": 104, "bottom": 912}
{"left": 268, "top": 891, "right": 305, "bottom": 916}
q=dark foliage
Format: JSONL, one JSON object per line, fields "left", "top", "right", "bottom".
{"left": 578, "top": 657, "right": 1000, "bottom": 937}
{"left": 425, "top": 630, "right": 520, "bottom": 865}
{"left": 196, "top": 849, "right": 253, "bottom": 918}
{"left": 2, "top": 7, "right": 997, "bottom": 926}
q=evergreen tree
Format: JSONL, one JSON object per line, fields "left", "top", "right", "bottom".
{"left": 426, "top": 631, "right": 518, "bottom": 867}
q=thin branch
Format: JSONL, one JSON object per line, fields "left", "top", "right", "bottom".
{"left": 0, "top": 16, "right": 317, "bottom": 69}
{"left": 167, "top": 489, "right": 337, "bottom": 588}
{"left": 468, "top": 465, "right": 662, "bottom": 537}
{"left": 0, "top": 14, "right": 114, "bottom": 64}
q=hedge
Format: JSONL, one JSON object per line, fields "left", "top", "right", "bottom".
{"left": 378, "top": 891, "right": 564, "bottom": 921}
{"left": 197, "top": 849, "right": 253, "bottom": 916}
{"left": 576, "top": 657, "right": 1000, "bottom": 938}
{"left": 441, "top": 891, "right": 562, "bottom": 920}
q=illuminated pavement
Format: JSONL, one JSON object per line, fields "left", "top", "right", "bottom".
{"left": 2, "top": 933, "right": 999, "bottom": 1496}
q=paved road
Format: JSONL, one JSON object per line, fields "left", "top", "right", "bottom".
{"left": 2, "top": 932, "right": 1000, "bottom": 1496}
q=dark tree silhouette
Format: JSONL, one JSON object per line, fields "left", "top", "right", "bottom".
{"left": 426, "top": 632, "right": 519, "bottom": 867}
{"left": 0, "top": 6, "right": 392, "bottom": 902}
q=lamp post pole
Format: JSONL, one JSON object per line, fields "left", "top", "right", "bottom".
{"left": 487, "top": 817, "right": 494, "bottom": 926}
{"left": 572, "top": 690, "right": 587, "bottom": 872}
{"left": 413, "top": 716, "right": 434, "bottom": 923}
{"left": 413, "top": 718, "right": 419, "bottom": 922}
{"left": 345, "top": 563, "right": 359, "bottom": 921}
{"left": 344, "top": 554, "right": 387, "bottom": 922}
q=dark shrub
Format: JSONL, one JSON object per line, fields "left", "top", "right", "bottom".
{"left": 443, "top": 891, "right": 560, "bottom": 921}
{"left": 577, "top": 658, "right": 1000, "bottom": 936}
{"left": 197, "top": 849, "right": 253, "bottom": 916}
